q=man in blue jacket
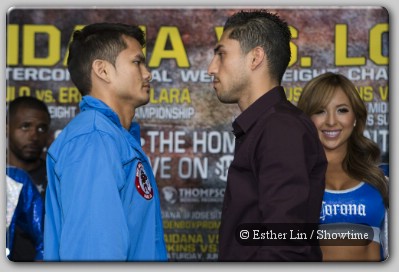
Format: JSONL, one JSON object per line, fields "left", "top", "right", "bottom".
{"left": 44, "top": 23, "right": 167, "bottom": 261}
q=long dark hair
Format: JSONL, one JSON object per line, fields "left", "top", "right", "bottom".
{"left": 297, "top": 72, "right": 388, "bottom": 208}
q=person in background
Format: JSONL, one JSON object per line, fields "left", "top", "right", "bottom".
{"left": 6, "top": 166, "right": 44, "bottom": 261}
{"left": 44, "top": 22, "right": 167, "bottom": 261}
{"left": 297, "top": 72, "right": 389, "bottom": 261}
{"left": 207, "top": 10, "right": 327, "bottom": 261}
{"left": 6, "top": 96, "right": 51, "bottom": 261}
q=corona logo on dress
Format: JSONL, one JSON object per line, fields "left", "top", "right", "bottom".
{"left": 135, "top": 162, "right": 153, "bottom": 200}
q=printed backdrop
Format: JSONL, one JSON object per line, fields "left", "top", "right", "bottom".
{"left": 6, "top": 7, "right": 389, "bottom": 261}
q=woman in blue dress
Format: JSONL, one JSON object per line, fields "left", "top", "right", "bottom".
{"left": 297, "top": 72, "right": 389, "bottom": 261}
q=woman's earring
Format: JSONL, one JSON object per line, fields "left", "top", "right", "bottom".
{"left": 354, "top": 120, "right": 357, "bottom": 127}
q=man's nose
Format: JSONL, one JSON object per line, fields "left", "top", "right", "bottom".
{"left": 207, "top": 57, "right": 217, "bottom": 76}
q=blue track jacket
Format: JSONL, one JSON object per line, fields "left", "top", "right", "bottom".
{"left": 44, "top": 96, "right": 167, "bottom": 261}
{"left": 6, "top": 166, "right": 44, "bottom": 260}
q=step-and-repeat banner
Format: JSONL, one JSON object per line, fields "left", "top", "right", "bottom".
{"left": 6, "top": 7, "right": 388, "bottom": 261}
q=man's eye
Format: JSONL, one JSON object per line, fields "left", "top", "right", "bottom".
{"left": 38, "top": 127, "right": 48, "bottom": 133}
{"left": 20, "top": 124, "right": 30, "bottom": 130}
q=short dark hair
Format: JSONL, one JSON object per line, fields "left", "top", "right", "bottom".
{"left": 7, "top": 96, "right": 51, "bottom": 123}
{"left": 67, "top": 22, "right": 146, "bottom": 96}
{"left": 224, "top": 10, "right": 291, "bottom": 84}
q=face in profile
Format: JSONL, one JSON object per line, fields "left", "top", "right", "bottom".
{"left": 310, "top": 87, "right": 356, "bottom": 153}
{"left": 111, "top": 35, "right": 152, "bottom": 108}
{"left": 207, "top": 30, "right": 250, "bottom": 104}
{"left": 8, "top": 107, "right": 50, "bottom": 162}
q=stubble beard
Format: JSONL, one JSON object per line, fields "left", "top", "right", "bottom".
{"left": 216, "top": 74, "right": 247, "bottom": 104}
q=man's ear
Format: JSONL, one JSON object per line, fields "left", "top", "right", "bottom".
{"left": 250, "top": 46, "right": 265, "bottom": 70}
{"left": 92, "top": 59, "right": 111, "bottom": 83}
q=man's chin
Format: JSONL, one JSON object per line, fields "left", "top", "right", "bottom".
{"left": 137, "top": 98, "right": 150, "bottom": 108}
{"left": 21, "top": 152, "right": 42, "bottom": 162}
{"left": 216, "top": 94, "right": 236, "bottom": 104}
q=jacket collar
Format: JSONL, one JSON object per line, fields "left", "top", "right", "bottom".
{"left": 79, "top": 96, "right": 141, "bottom": 142}
{"left": 80, "top": 95, "right": 122, "bottom": 126}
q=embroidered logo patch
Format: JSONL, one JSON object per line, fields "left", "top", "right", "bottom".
{"left": 135, "top": 162, "right": 153, "bottom": 200}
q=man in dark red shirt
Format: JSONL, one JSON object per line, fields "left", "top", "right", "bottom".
{"left": 208, "top": 10, "right": 327, "bottom": 261}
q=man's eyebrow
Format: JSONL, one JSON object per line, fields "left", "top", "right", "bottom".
{"left": 137, "top": 54, "right": 146, "bottom": 62}
{"left": 214, "top": 44, "right": 224, "bottom": 54}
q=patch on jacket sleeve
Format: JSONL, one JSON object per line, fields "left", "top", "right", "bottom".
{"left": 6, "top": 176, "right": 23, "bottom": 228}
{"left": 135, "top": 162, "right": 153, "bottom": 200}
